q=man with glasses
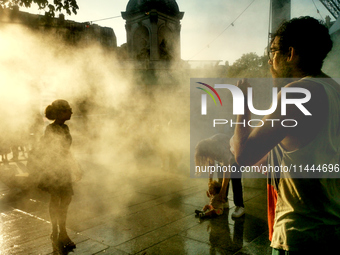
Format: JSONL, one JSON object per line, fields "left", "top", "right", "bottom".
{"left": 231, "top": 16, "right": 340, "bottom": 254}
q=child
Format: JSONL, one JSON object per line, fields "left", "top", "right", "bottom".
{"left": 39, "top": 100, "right": 76, "bottom": 251}
{"left": 195, "top": 179, "right": 228, "bottom": 219}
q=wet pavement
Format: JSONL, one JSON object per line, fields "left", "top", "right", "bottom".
{"left": 0, "top": 154, "right": 271, "bottom": 255}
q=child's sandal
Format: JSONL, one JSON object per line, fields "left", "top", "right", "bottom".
{"left": 195, "top": 210, "right": 203, "bottom": 215}
{"left": 60, "top": 236, "right": 76, "bottom": 250}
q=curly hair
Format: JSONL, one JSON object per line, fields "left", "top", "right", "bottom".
{"left": 271, "top": 16, "right": 333, "bottom": 75}
{"left": 209, "top": 180, "right": 222, "bottom": 194}
{"left": 194, "top": 133, "right": 231, "bottom": 168}
{"left": 45, "top": 99, "right": 70, "bottom": 120}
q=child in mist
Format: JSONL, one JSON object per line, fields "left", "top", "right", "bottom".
{"left": 195, "top": 179, "right": 228, "bottom": 219}
{"left": 194, "top": 134, "right": 231, "bottom": 219}
{"left": 39, "top": 99, "right": 77, "bottom": 251}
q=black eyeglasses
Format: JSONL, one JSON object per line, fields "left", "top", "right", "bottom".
{"left": 267, "top": 48, "right": 280, "bottom": 61}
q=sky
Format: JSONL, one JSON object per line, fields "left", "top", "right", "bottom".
{"left": 25, "top": 0, "right": 334, "bottom": 64}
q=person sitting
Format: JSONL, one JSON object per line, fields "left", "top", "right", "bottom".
{"left": 195, "top": 180, "right": 227, "bottom": 219}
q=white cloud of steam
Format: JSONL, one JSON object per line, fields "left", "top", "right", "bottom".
{"left": 0, "top": 24, "right": 191, "bottom": 202}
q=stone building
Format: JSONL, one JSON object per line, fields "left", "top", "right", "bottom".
{"left": 0, "top": 6, "right": 117, "bottom": 50}
{"left": 122, "top": 0, "right": 184, "bottom": 64}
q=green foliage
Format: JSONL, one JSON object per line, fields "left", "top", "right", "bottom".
{"left": 227, "top": 52, "right": 271, "bottom": 78}
{"left": 0, "top": 0, "right": 79, "bottom": 16}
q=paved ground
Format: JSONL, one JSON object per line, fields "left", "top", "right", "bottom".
{"left": 0, "top": 154, "right": 271, "bottom": 255}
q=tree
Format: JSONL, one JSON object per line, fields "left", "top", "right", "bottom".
{"left": 0, "top": 0, "right": 79, "bottom": 17}
{"left": 227, "top": 52, "right": 270, "bottom": 78}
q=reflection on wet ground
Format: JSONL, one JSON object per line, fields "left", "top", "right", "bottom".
{"left": 0, "top": 155, "right": 271, "bottom": 254}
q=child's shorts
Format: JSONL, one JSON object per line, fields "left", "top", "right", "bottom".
{"left": 207, "top": 205, "right": 223, "bottom": 215}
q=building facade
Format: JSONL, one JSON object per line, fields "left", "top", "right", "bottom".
{"left": 0, "top": 6, "right": 117, "bottom": 50}
{"left": 122, "top": 0, "right": 184, "bottom": 62}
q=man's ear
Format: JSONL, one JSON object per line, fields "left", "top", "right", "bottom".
{"left": 287, "top": 47, "right": 296, "bottom": 62}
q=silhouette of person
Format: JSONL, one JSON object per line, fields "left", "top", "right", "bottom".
{"left": 28, "top": 111, "right": 44, "bottom": 150}
{"left": 38, "top": 99, "right": 76, "bottom": 251}
{"left": 0, "top": 135, "right": 10, "bottom": 163}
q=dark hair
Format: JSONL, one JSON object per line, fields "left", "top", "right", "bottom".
{"left": 209, "top": 181, "right": 222, "bottom": 194}
{"left": 272, "top": 16, "right": 333, "bottom": 74}
{"left": 45, "top": 99, "right": 70, "bottom": 120}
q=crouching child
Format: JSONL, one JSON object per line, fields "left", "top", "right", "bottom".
{"left": 195, "top": 178, "right": 228, "bottom": 219}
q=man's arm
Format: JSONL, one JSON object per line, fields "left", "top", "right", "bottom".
{"left": 230, "top": 135, "right": 269, "bottom": 168}
{"left": 233, "top": 79, "right": 328, "bottom": 166}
